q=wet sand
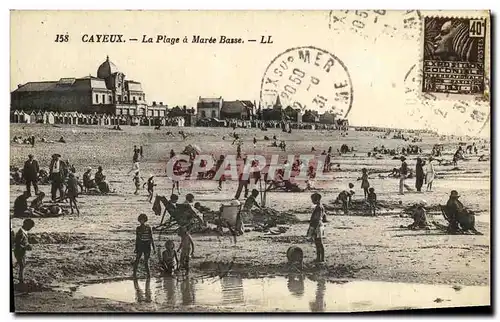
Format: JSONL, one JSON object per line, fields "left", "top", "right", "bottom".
{"left": 10, "top": 124, "right": 490, "bottom": 312}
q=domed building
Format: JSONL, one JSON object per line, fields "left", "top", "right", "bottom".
{"left": 11, "top": 56, "right": 164, "bottom": 117}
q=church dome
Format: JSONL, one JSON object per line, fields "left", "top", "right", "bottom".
{"left": 97, "top": 56, "right": 119, "bottom": 79}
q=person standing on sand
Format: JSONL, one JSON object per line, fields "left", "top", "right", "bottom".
{"left": 133, "top": 214, "right": 155, "bottom": 278}
{"left": 23, "top": 154, "right": 39, "bottom": 197}
{"left": 360, "top": 168, "right": 370, "bottom": 200}
{"left": 65, "top": 172, "right": 80, "bottom": 215}
{"left": 415, "top": 157, "right": 425, "bottom": 192}
{"left": 13, "top": 219, "right": 35, "bottom": 284}
{"left": 399, "top": 156, "right": 408, "bottom": 195}
{"left": 49, "top": 153, "right": 66, "bottom": 202}
{"left": 133, "top": 171, "right": 144, "bottom": 195}
{"left": 307, "top": 193, "right": 325, "bottom": 263}
{"left": 426, "top": 157, "right": 436, "bottom": 192}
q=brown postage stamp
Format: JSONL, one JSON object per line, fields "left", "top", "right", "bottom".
{"left": 422, "top": 16, "right": 488, "bottom": 97}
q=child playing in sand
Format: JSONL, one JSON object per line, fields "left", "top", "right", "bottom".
{"left": 360, "top": 168, "right": 370, "bottom": 200}
{"left": 177, "top": 227, "right": 194, "bottom": 275}
{"left": 243, "top": 189, "right": 261, "bottom": 212}
{"left": 133, "top": 214, "right": 156, "bottom": 278}
{"left": 143, "top": 175, "right": 157, "bottom": 203}
{"left": 133, "top": 171, "right": 144, "bottom": 195}
{"left": 307, "top": 193, "right": 325, "bottom": 262}
{"left": 66, "top": 172, "right": 80, "bottom": 215}
{"left": 336, "top": 183, "right": 355, "bottom": 215}
{"left": 367, "top": 187, "right": 377, "bottom": 216}
{"left": 161, "top": 240, "right": 178, "bottom": 276}
{"left": 14, "top": 219, "right": 35, "bottom": 284}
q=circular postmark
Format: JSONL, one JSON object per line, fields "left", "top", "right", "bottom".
{"left": 328, "top": 10, "right": 422, "bottom": 41}
{"left": 260, "top": 46, "right": 353, "bottom": 118}
{"left": 404, "top": 63, "right": 490, "bottom": 136}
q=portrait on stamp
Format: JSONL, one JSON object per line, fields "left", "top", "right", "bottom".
{"left": 422, "top": 17, "right": 486, "bottom": 95}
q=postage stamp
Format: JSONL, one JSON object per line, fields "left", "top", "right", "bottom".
{"left": 422, "top": 17, "right": 487, "bottom": 96}
{"left": 259, "top": 46, "right": 353, "bottom": 118}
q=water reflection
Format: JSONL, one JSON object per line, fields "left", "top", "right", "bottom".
{"left": 77, "top": 276, "right": 490, "bottom": 312}
{"left": 309, "top": 279, "right": 326, "bottom": 312}
{"left": 221, "top": 275, "right": 244, "bottom": 304}
{"left": 287, "top": 274, "right": 305, "bottom": 298}
{"left": 161, "top": 277, "right": 176, "bottom": 306}
{"left": 180, "top": 277, "right": 195, "bottom": 305}
{"left": 134, "top": 278, "right": 152, "bottom": 303}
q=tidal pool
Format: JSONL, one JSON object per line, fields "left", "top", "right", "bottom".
{"left": 75, "top": 275, "right": 490, "bottom": 312}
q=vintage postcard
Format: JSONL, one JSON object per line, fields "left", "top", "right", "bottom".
{"left": 10, "top": 10, "right": 490, "bottom": 313}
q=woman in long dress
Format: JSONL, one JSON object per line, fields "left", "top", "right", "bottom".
{"left": 425, "top": 157, "right": 436, "bottom": 192}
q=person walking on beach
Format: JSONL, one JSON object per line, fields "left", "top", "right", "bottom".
{"left": 133, "top": 171, "right": 144, "bottom": 195}
{"left": 360, "top": 168, "right": 370, "bottom": 200}
{"left": 367, "top": 187, "right": 377, "bottom": 216}
{"left": 23, "top": 154, "right": 39, "bottom": 197}
{"left": 133, "top": 214, "right": 155, "bottom": 278}
{"left": 143, "top": 175, "right": 157, "bottom": 203}
{"left": 399, "top": 156, "right": 408, "bottom": 195}
{"left": 415, "top": 157, "right": 425, "bottom": 192}
{"left": 128, "top": 147, "right": 140, "bottom": 174}
{"left": 426, "top": 157, "right": 436, "bottom": 192}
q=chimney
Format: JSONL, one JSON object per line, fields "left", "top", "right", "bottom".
{"left": 159, "top": 102, "right": 163, "bottom": 106}
{"left": 152, "top": 101, "right": 156, "bottom": 106}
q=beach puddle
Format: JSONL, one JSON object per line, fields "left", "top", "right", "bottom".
{"left": 75, "top": 276, "right": 489, "bottom": 312}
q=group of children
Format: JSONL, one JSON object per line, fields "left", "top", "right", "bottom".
{"left": 133, "top": 213, "right": 195, "bottom": 277}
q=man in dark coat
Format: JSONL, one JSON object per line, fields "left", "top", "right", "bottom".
{"left": 49, "top": 153, "right": 66, "bottom": 202}
{"left": 23, "top": 154, "right": 39, "bottom": 197}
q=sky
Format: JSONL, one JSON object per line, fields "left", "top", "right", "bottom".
{"left": 10, "top": 10, "right": 490, "bottom": 136}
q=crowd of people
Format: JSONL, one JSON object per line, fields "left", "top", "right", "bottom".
{"left": 10, "top": 128, "right": 486, "bottom": 286}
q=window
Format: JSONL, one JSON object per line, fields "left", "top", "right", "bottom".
{"left": 102, "top": 94, "right": 105, "bottom": 103}
{"left": 95, "top": 94, "right": 99, "bottom": 104}
{"left": 201, "top": 111, "right": 206, "bottom": 118}
{"left": 124, "top": 96, "right": 128, "bottom": 102}
{"left": 211, "top": 110, "right": 216, "bottom": 118}
{"left": 109, "top": 95, "right": 113, "bottom": 103}
{"left": 139, "top": 96, "right": 141, "bottom": 101}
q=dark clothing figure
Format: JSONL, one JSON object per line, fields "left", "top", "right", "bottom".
{"left": 23, "top": 157, "right": 39, "bottom": 196}
{"left": 446, "top": 196, "right": 464, "bottom": 233}
{"left": 133, "top": 223, "right": 155, "bottom": 277}
{"left": 367, "top": 191, "right": 377, "bottom": 216}
{"left": 66, "top": 175, "right": 80, "bottom": 215}
{"left": 415, "top": 158, "right": 425, "bottom": 192}
{"left": 49, "top": 157, "right": 66, "bottom": 201}
{"left": 140, "top": 146, "right": 144, "bottom": 159}
{"left": 14, "top": 194, "right": 29, "bottom": 217}
{"left": 94, "top": 169, "right": 104, "bottom": 185}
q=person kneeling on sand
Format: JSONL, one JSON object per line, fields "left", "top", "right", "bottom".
{"left": 405, "top": 200, "right": 430, "bottom": 230}
{"left": 14, "top": 192, "right": 32, "bottom": 218}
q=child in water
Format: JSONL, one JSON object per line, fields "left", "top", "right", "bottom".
{"left": 161, "top": 240, "right": 178, "bottom": 276}
{"left": 177, "top": 226, "right": 194, "bottom": 275}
